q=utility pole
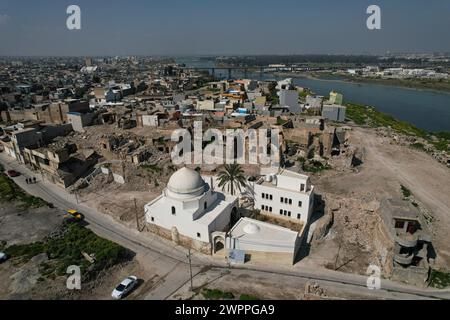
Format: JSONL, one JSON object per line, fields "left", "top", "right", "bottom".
{"left": 74, "top": 190, "right": 79, "bottom": 204}
{"left": 134, "top": 198, "right": 140, "bottom": 231}
{"left": 334, "top": 241, "right": 342, "bottom": 270}
{"left": 187, "top": 249, "right": 193, "bottom": 291}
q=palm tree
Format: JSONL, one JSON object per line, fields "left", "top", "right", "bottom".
{"left": 217, "top": 164, "right": 247, "bottom": 196}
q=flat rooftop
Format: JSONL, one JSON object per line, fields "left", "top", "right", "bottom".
{"left": 381, "top": 198, "right": 420, "bottom": 220}
{"left": 229, "top": 217, "right": 299, "bottom": 244}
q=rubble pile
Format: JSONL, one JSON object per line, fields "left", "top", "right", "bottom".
{"left": 303, "top": 282, "right": 327, "bottom": 299}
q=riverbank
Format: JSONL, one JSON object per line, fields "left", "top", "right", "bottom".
{"left": 341, "top": 76, "right": 450, "bottom": 95}
{"left": 345, "top": 102, "right": 450, "bottom": 166}
{"left": 273, "top": 71, "right": 450, "bottom": 95}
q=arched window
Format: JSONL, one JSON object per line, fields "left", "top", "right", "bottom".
{"left": 171, "top": 206, "right": 176, "bottom": 215}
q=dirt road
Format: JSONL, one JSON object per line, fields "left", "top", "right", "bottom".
{"left": 352, "top": 128, "right": 450, "bottom": 266}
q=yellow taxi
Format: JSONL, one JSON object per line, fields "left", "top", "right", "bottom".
{"left": 65, "top": 210, "right": 84, "bottom": 221}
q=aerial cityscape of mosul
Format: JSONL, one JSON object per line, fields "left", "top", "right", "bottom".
{"left": 0, "top": 0, "right": 450, "bottom": 308}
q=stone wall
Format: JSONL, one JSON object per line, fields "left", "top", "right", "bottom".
{"left": 374, "top": 218, "right": 395, "bottom": 278}
{"left": 391, "top": 265, "right": 429, "bottom": 288}
{"left": 240, "top": 250, "right": 295, "bottom": 265}
{"left": 146, "top": 223, "right": 212, "bottom": 255}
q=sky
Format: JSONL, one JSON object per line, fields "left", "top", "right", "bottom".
{"left": 0, "top": 0, "right": 449, "bottom": 56}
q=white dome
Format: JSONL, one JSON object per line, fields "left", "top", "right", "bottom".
{"left": 167, "top": 167, "right": 205, "bottom": 197}
{"left": 243, "top": 223, "right": 260, "bottom": 235}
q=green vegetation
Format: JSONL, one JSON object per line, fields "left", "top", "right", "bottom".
{"left": 5, "top": 223, "right": 129, "bottom": 280}
{"left": 346, "top": 102, "right": 450, "bottom": 154}
{"left": 276, "top": 117, "right": 288, "bottom": 126}
{"left": 401, "top": 185, "right": 412, "bottom": 198}
{"left": 201, "top": 288, "right": 235, "bottom": 300}
{"left": 428, "top": 269, "right": 450, "bottom": 289}
{"left": 346, "top": 76, "right": 450, "bottom": 94}
{"left": 298, "top": 157, "right": 331, "bottom": 174}
{"left": 346, "top": 103, "right": 428, "bottom": 137}
{"left": 265, "top": 82, "right": 279, "bottom": 105}
{"left": 141, "top": 163, "right": 162, "bottom": 173}
{"left": 217, "top": 164, "right": 247, "bottom": 196}
{"left": 0, "top": 171, "right": 49, "bottom": 208}
{"left": 410, "top": 142, "right": 426, "bottom": 151}
{"left": 0, "top": 240, "right": 6, "bottom": 251}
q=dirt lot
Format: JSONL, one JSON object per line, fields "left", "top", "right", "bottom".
{"left": 0, "top": 254, "right": 149, "bottom": 300}
{"left": 307, "top": 127, "right": 450, "bottom": 273}
{"left": 0, "top": 202, "right": 63, "bottom": 246}
{"left": 169, "top": 268, "right": 392, "bottom": 301}
{"left": 0, "top": 201, "right": 155, "bottom": 300}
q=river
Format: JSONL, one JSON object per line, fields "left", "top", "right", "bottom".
{"left": 177, "top": 57, "right": 450, "bottom": 132}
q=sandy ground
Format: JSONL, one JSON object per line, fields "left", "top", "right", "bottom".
{"left": 311, "top": 127, "right": 450, "bottom": 269}
{"left": 0, "top": 202, "right": 64, "bottom": 246}
{"left": 168, "top": 267, "right": 427, "bottom": 301}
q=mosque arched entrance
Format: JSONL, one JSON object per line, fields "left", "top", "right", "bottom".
{"left": 213, "top": 236, "right": 226, "bottom": 255}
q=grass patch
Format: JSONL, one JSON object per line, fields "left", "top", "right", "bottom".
{"left": 4, "top": 223, "right": 129, "bottom": 280}
{"left": 276, "top": 117, "right": 288, "bottom": 126}
{"left": 0, "top": 172, "right": 49, "bottom": 208}
{"left": 4, "top": 242, "right": 45, "bottom": 263}
{"left": 428, "top": 269, "right": 450, "bottom": 289}
{"left": 346, "top": 102, "right": 429, "bottom": 138}
{"left": 401, "top": 185, "right": 412, "bottom": 198}
{"left": 140, "top": 164, "right": 162, "bottom": 173}
{"left": 346, "top": 76, "right": 450, "bottom": 94}
{"left": 346, "top": 102, "right": 450, "bottom": 155}
{"left": 410, "top": 142, "right": 426, "bottom": 151}
{"left": 201, "top": 288, "right": 235, "bottom": 300}
{"left": 300, "top": 159, "right": 331, "bottom": 174}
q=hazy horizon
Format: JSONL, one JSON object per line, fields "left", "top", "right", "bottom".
{"left": 0, "top": 0, "right": 449, "bottom": 56}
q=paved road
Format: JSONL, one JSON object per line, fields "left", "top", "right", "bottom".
{"left": 1, "top": 154, "right": 449, "bottom": 300}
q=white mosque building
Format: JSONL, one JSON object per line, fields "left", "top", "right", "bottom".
{"left": 144, "top": 167, "right": 238, "bottom": 254}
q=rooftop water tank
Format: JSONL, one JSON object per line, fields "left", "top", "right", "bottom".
{"left": 271, "top": 174, "right": 277, "bottom": 186}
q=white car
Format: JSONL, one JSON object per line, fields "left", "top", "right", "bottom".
{"left": 0, "top": 252, "right": 7, "bottom": 263}
{"left": 111, "top": 276, "right": 138, "bottom": 299}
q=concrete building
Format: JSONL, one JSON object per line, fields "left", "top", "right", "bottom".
{"left": 322, "top": 104, "right": 347, "bottom": 122}
{"left": 6, "top": 128, "right": 43, "bottom": 162}
{"left": 196, "top": 100, "right": 215, "bottom": 111}
{"left": 144, "top": 167, "right": 238, "bottom": 254}
{"left": 279, "top": 89, "right": 301, "bottom": 114}
{"left": 67, "top": 112, "right": 96, "bottom": 132}
{"left": 380, "top": 199, "right": 433, "bottom": 287}
{"left": 7, "top": 100, "right": 90, "bottom": 124}
{"left": 329, "top": 91, "right": 344, "bottom": 105}
{"left": 225, "top": 217, "right": 303, "bottom": 265}
{"left": 253, "top": 169, "right": 314, "bottom": 226}
{"left": 305, "top": 96, "right": 324, "bottom": 110}
{"left": 142, "top": 115, "right": 160, "bottom": 127}
{"left": 23, "top": 143, "right": 98, "bottom": 188}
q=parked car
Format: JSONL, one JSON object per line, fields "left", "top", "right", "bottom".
{"left": 111, "top": 276, "right": 138, "bottom": 299}
{"left": 0, "top": 252, "right": 7, "bottom": 263}
{"left": 6, "top": 170, "right": 21, "bottom": 177}
{"left": 64, "top": 210, "right": 84, "bottom": 221}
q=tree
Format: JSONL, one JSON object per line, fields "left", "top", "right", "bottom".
{"left": 217, "top": 164, "right": 247, "bottom": 196}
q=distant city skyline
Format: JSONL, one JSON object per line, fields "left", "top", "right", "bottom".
{"left": 0, "top": 0, "right": 449, "bottom": 56}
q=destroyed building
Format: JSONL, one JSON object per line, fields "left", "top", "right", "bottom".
{"left": 23, "top": 140, "right": 99, "bottom": 189}
{"left": 379, "top": 198, "right": 433, "bottom": 287}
